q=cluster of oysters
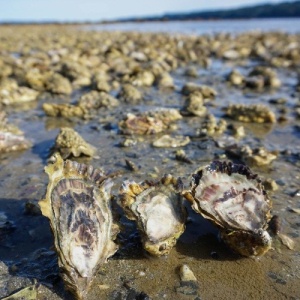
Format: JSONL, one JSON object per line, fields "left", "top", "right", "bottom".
{"left": 39, "top": 155, "right": 273, "bottom": 299}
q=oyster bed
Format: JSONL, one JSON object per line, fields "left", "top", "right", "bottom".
{"left": 0, "top": 25, "right": 300, "bottom": 299}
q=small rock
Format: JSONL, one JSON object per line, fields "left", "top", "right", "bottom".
{"left": 176, "top": 264, "right": 201, "bottom": 298}
{"left": 175, "top": 150, "right": 193, "bottom": 164}
{"left": 125, "top": 159, "right": 139, "bottom": 172}
{"left": 179, "top": 264, "right": 197, "bottom": 282}
{"left": 98, "top": 284, "right": 110, "bottom": 290}
{"left": 277, "top": 233, "right": 295, "bottom": 250}
{"left": 268, "top": 215, "right": 281, "bottom": 235}
{"left": 184, "top": 66, "right": 198, "bottom": 78}
{"left": 155, "top": 72, "right": 174, "bottom": 89}
{"left": 227, "top": 69, "right": 244, "bottom": 86}
{"left": 119, "top": 138, "right": 137, "bottom": 147}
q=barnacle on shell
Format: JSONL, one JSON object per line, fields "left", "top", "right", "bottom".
{"left": 39, "top": 153, "right": 118, "bottom": 299}
{"left": 119, "top": 174, "right": 186, "bottom": 256}
{"left": 184, "top": 161, "right": 272, "bottom": 257}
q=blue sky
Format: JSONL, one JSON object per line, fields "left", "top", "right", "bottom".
{"left": 0, "top": 0, "right": 289, "bottom": 22}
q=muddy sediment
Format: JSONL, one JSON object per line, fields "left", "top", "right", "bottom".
{"left": 0, "top": 25, "right": 299, "bottom": 299}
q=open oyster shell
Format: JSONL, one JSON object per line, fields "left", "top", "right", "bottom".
{"left": 184, "top": 161, "right": 272, "bottom": 257}
{"left": 39, "top": 153, "right": 118, "bottom": 299}
{"left": 120, "top": 174, "right": 186, "bottom": 256}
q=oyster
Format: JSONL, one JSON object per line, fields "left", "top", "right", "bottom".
{"left": 225, "top": 104, "right": 276, "bottom": 123}
{"left": 120, "top": 174, "right": 186, "bottom": 256}
{"left": 39, "top": 153, "right": 119, "bottom": 299}
{"left": 0, "top": 111, "right": 31, "bottom": 153}
{"left": 117, "top": 84, "right": 142, "bottom": 104}
{"left": 119, "top": 108, "right": 181, "bottom": 135}
{"left": 182, "top": 91, "right": 207, "bottom": 117}
{"left": 0, "top": 78, "right": 39, "bottom": 105}
{"left": 197, "top": 114, "right": 227, "bottom": 136}
{"left": 43, "top": 103, "right": 85, "bottom": 118}
{"left": 52, "top": 127, "right": 96, "bottom": 159}
{"left": 184, "top": 161, "right": 272, "bottom": 257}
{"left": 78, "top": 91, "right": 119, "bottom": 110}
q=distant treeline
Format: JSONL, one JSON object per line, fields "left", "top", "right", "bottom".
{"left": 1, "top": 0, "right": 300, "bottom": 25}
{"left": 120, "top": 0, "right": 300, "bottom": 22}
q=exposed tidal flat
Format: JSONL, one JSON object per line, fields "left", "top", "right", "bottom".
{"left": 0, "top": 23, "right": 300, "bottom": 299}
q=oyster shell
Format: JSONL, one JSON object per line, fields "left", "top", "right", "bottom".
{"left": 120, "top": 174, "right": 186, "bottom": 256}
{"left": 225, "top": 104, "right": 276, "bottom": 123}
{"left": 39, "top": 153, "right": 118, "bottom": 299}
{"left": 184, "top": 161, "right": 272, "bottom": 257}
{"left": 43, "top": 103, "right": 85, "bottom": 118}
{"left": 52, "top": 127, "right": 96, "bottom": 159}
{"left": 119, "top": 108, "right": 181, "bottom": 135}
{"left": 152, "top": 134, "right": 190, "bottom": 148}
{"left": 0, "top": 111, "right": 32, "bottom": 153}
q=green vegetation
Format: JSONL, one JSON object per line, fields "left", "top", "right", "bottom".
{"left": 121, "top": 1, "right": 300, "bottom": 22}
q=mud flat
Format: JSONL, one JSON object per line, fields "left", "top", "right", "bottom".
{"left": 0, "top": 25, "right": 299, "bottom": 299}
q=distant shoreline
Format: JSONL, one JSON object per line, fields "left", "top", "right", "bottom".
{"left": 1, "top": 17, "right": 300, "bottom": 26}
{"left": 1, "top": 0, "right": 300, "bottom": 25}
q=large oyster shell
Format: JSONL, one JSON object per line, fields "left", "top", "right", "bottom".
{"left": 120, "top": 174, "right": 186, "bottom": 256}
{"left": 39, "top": 154, "right": 118, "bottom": 299}
{"left": 184, "top": 161, "right": 272, "bottom": 257}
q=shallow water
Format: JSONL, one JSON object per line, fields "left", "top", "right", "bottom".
{"left": 88, "top": 18, "right": 300, "bottom": 35}
{"left": 0, "top": 27, "right": 300, "bottom": 300}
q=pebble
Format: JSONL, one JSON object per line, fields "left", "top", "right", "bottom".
{"left": 176, "top": 264, "right": 201, "bottom": 298}
{"left": 179, "top": 264, "right": 197, "bottom": 282}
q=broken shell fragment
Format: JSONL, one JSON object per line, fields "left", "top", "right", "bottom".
{"left": 120, "top": 175, "right": 186, "bottom": 256}
{"left": 152, "top": 134, "right": 190, "bottom": 148}
{"left": 39, "top": 153, "right": 119, "bottom": 299}
{"left": 184, "top": 161, "right": 272, "bottom": 257}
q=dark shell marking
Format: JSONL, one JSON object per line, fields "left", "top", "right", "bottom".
{"left": 51, "top": 179, "right": 112, "bottom": 275}
{"left": 39, "top": 154, "right": 118, "bottom": 299}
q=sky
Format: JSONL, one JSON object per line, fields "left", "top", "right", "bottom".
{"left": 0, "top": 0, "right": 292, "bottom": 22}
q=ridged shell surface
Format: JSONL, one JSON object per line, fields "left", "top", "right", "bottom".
{"left": 39, "top": 153, "right": 118, "bottom": 299}
{"left": 184, "top": 161, "right": 272, "bottom": 257}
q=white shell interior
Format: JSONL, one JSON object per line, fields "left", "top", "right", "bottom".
{"left": 193, "top": 170, "right": 269, "bottom": 231}
{"left": 132, "top": 187, "right": 182, "bottom": 243}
